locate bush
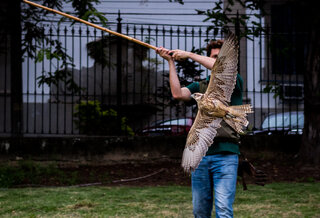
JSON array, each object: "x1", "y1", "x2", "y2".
[{"x1": 74, "y1": 100, "x2": 134, "y2": 136}]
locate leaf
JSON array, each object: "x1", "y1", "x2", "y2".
[
  {"x1": 169, "y1": 0, "x2": 184, "y2": 5},
  {"x1": 263, "y1": 85, "x2": 272, "y2": 93},
  {"x1": 227, "y1": 0, "x2": 235, "y2": 6},
  {"x1": 35, "y1": 50, "x2": 45, "y2": 63},
  {"x1": 254, "y1": 14, "x2": 262, "y2": 19},
  {"x1": 196, "y1": 9, "x2": 205, "y2": 15}
]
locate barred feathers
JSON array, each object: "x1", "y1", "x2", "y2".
[
  {"x1": 181, "y1": 118, "x2": 222, "y2": 173},
  {"x1": 230, "y1": 104, "x2": 253, "y2": 115},
  {"x1": 180, "y1": 32, "x2": 254, "y2": 173},
  {"x1": 225, "y1": 104, "x2": 253, "y2": 133}
]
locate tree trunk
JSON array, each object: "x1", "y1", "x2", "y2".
[
  {"x1": 9, "y1": 0, "x2": 23, "y2": 136},
  {"x1": 299, "y1": 25, "x2": 320, "y2": 165}
]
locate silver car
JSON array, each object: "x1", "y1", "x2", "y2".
[{"x1": 253, "y1": 111, "x2": 304, "y2": 135}]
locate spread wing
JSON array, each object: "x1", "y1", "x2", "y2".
[
  {"x1": 205, "y1": 32, "x2": 239, "y2": 105},
  {"x1": 181, "y1": 110, "x2": 222, "y2": 172}
]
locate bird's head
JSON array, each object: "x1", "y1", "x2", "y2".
[{"x1": 191, "y1": 93, "x2": 203, "y2": 102}]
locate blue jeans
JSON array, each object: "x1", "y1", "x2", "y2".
[{"x1": 191, "y1": 154, "x2": 238, "y2": 218}]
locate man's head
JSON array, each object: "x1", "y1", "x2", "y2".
[{"x1": 206, "y1": 39, "x2": 224, "y2": 59}]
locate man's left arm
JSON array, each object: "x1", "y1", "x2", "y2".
[{"x1": 170, "y1": 49, "x2": 216, "y2": 70}]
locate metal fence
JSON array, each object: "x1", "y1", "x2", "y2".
[{"x1": 0, "y1": 13, "x2": 305, "y2": 137}]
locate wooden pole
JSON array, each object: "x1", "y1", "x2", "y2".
[{"x1": 23, "y1": 0, "x2": 158, "y2": 50}]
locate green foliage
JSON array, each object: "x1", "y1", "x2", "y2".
[
  {"x1": 263, "y1": 82, "x2": 283, "y2": 100},
  {"x1": 34, "y1": 39, "x2": 84, "y2": 93},
  {"x1": 0, "y1": 165, "x2": 25, "y2": 188},
  {"x1": 169, "y1": 0, "x2": 184, "y2": 5},
  {"x1": 144, "y1": 36, "x2": 156, "y2": 45},
  {"x1": 67, "y1": 0, "x2": 108, "y2": 26},
  {"x1": 22, "y1": 0, "x2": 108, "y2": 91},
  {"x1": 74, "y1": 100, "x2": 134, "y2": 136},
  {"x1": 22, "y1": 0, "x2": 107, "y2": 59},
  {"x1": 37, "y1": 69, "x2": 84, "y2": 94},
  {"x1": 0, "y1": 160, "x2": 79, "y2": 188},
  {"x1": 196, "y1": 0, "x2": 267, "y2": 39}
]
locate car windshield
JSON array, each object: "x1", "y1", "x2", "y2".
[{"x1": 261, "y1": 112, "x2": 304, "y2": 129}]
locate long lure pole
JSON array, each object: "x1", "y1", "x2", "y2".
[{"x1": 23, "y1": 0, "x2": 158, "y2": 51}]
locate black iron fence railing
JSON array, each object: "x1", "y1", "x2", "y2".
[{"x1": 0, "y1": 14, "x2": 305, "y2": 137}]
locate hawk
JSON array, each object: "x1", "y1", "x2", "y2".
[{"x1": 181, "y1": 32, "x2": 253, "y2": 173}]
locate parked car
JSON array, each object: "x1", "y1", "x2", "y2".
[
  {"x1": 251, "y1": 111, "x2": 304, "y2": 135},
  {"x1": 138, "y1": 118, "x2": 194, "y2": 136}
]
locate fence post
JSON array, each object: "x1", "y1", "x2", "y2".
[{"x1": 116, "y1": 11, "x2": 122, "y2": 134}]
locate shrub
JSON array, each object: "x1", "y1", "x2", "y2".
[{"x1": 74, "y1": 100, "x2": 134, "y2": 136}]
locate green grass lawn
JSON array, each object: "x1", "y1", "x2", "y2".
[{"x1": 0, "y1": 183, "x2": 319, "y2": 217}]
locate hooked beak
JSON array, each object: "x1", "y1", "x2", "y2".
[{"x1": 190, "y1": 94, "x2": 195, "y2": 99}]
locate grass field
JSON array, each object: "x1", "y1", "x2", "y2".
[{"x1": 0, "y1": 183, "x2": 319, "y2": 217}]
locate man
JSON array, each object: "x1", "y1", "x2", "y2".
[{"x1": 157, "y1": 39, "x2": 243, "y2": 218}]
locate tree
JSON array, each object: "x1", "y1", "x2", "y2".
[
  {"x1": 1, "y1": 0, "x2": 108, "y2": 135},
  {"x1": 174, "y1": 0, "x2": 320, "y2": 165},
  {"x1": 298, "y1": 1, "x2": 320, "y2": 165},
  {"x1": 21, "y1": 0, "x2": 108, "y2": 92}
]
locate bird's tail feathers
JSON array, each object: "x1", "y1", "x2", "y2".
[
  {"x1": 229, "y1": 104, "x2": 253, "y2": 115},
  {"x1": 225, "y1": 104, "x2": 253, "y2": 133}
]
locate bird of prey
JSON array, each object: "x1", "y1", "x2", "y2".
[{"x1": 181, "y1": 32, "x2": 253, "y2": 173}]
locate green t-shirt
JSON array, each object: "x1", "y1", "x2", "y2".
[{"x1": 186, "y1": 74, "x2": 243, "y2": 155}]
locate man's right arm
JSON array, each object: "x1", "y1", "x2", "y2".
[
  {"x1": 157, "y1": 47, "x2": 192, "y2": 102},
  {"x1": 168, "y1": 59, "x2": 192, "y2": 101}
]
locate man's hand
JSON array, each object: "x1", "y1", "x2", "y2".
[
  {"x1": 171, "y1": 49, "x2": 190, "y2": 61},
  {"x1": 156, "y1": 47, "x2": 173, "y2": 61}
]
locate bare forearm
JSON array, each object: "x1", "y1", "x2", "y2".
[
  {"x1": 171, "y1": 50, "x2": 216, "y2": 69},
  {"x1": 157, "y1": 47, "x2": 192, "y2": 101},
  {"x1": 168, "y1": 60, "x2": 191, "y2": 101},
  {"x1": 168, "y1": 60, "x2": 182, "y2": 98},
  {"x1": 188, "y1": 52, "x2": 215, "y2": 69}
]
